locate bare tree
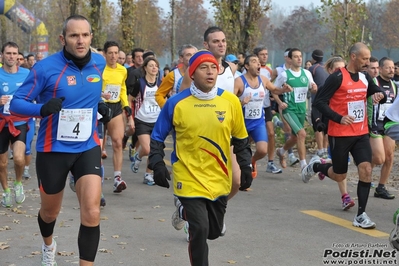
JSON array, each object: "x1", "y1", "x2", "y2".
[
  {"x1": 273, "y1": 7, "x2": 329, "y2": 55},
  {"x1": 379, "y1": 0, "x2": 399, "y2": 56},
  {"x1": 69, "y1": 0, "x2": 78, "y2": 15},
  {"x1": 89, "y1": 0, "x2": 101, "y2": 48},
  {"x1": 120, "y1": 0, "x2": 136, "y2": 53},
  {"x1": 131, "y1": 0, "x2": 164, "y2": 55},
  {"x1": 318, "y1": 0, "x2": 368, "y2": 58},
  {"x1": 210, "y1": 0, "x2": 271, "y2": 54}
]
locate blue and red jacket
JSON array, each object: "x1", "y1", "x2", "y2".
[{"x1": 10, "y1": 51, "x2": 106, "y2": 153}]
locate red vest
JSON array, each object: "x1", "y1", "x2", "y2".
[{"x1": 328, "y1": 67, "x2": 369, "y2": 137}]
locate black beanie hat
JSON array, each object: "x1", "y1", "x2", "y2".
[{"x1": 312, "y1": 49, "x2": 323, "y2": 62}]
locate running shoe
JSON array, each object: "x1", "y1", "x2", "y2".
[
  {"x1": 143, "y1": 173, "x2": 155, "y2": 186},
  {"x1": 1, "y1": 190, "x2": 12, "y2": 207},
  {"x1": 318, "y1": 172, "x2": 325, "y2": 181},
  {"x1": 276, "y1": 148, "x2": 287, "y2": 168},
  {"x1": 128, "y1": 144, "x2": 135, "y2": 162},
  {"x1": 172, "y1": 197, "x2": 185, "y2": 230},
  {"x1": 100, "y1": 193, "x2": 106, "y2": 207},
  {"x1": 389, "y1": 209, "x2": 399, "y2": 251},
  {"x1": 106, "y1": 136, "x2": 112, "y2": 146},
  {"x1": 342, "y1": 194, "x2": 355, "y2": 211},
  {"x1": 251, "y1": 157, "x2": 257, "y2": 178},
  {"x1": 266, "y1": 162, "x2": 282, "y2": 174},
  {"x1": 9, "y1": 150, "x2": 13, "y2": 160},
  {"x1": 41, "y1": 239, "x2": 57, "y2": 266},
  {"x1": 130, "y1": 152, "x2": 142, "y2": 173},
  {"x1": 113, "y1": 176, "x2": 127, "y2": 193},
  {"x1": 301, "y1": 155, "x2": 321, "y2": 183},
  {"x1": 220, "y1": 223, "x2": 227, "y2": 237},
  {"x1": 374, "y1": 186, "x2": 395, "y2": 200},
  {"x1": 317, "y1": 151, "x2": 324, "y2": 158},
  {"x1": 23, "y1": 168, "x2": 31, "y2": 180},
  {"x1": 69, "y1": 173, "x2": 76, "y2": 193},
  {"x1": 353, "y1": 212, "x2": 376, "y2": 229},
  {"x1": 288, "y1": 153, "x2": 299, "y2": 166},
  {"x1": 184, "y1": 222, "x2": 189, "y2": 242},
  {"x1": 317, "y1": 158, "x2": 330, "y2": 180},
  {"x1": 272, "y1": 116, "x2": 281, "y2": 129},
  {"x1": 14, "y1": 182, "x2": 25, "y2": 204}
]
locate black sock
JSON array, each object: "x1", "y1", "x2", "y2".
[
  {"x1": 78, "y1": 224, "x2": 100, "y2": 262},
  {"x1": 357, "y1": 181, "x2": 371, "y2": 216},
  {"x1": 38, "y1": 212, "x2": 56, "y2": 238},
  {"x1": 313, "y1": 163, "x2": 332, "y2": 178},
  {"x1": 377, "y1": 183, "x2": 384, "y2": 189}
]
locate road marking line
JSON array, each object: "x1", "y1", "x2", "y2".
[{"x1": 301, "y1": 210, "x2": 389, "y2": 238}]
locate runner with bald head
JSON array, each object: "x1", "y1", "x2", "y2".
[{"x1": 310, "y1": 42, "x2": 387, "y2": 229}]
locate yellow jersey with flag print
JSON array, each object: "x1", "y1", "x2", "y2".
[
  {"x1": 151, "y1": 88, "x2": 248, "y2": 200},
  {"x1": 102, "y1": 63, "x2": 129, "y2": 108}
]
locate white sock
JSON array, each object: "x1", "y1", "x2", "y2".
[
  {"x1": 114, "y1": 171, "x2": 121, "y2": 178},
  {"x1": 44, "y1": 240, "x2": 55, "y2": 249},
  {"x1": 300, "y1": 160, "x2": 307, "y2": 169}
]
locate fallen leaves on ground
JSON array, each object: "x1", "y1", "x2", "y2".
[{"x1": 58, "y1": 251, "x2": 74, "y2": 256}]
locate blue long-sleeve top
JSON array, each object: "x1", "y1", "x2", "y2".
[{"x1": 10, "y1": 51, "x2": 106, "y2": 153}]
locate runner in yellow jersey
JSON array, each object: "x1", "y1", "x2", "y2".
[{"x1": 102, "y1": 41, "x2": 133, "y2": 193}]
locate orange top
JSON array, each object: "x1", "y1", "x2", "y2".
[{"x1": 328, "y1": 67, "x2": 369, "y2": 137}]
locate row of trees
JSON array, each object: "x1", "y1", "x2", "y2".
[{"x1": 1, "y1": 0, "x2": 399, "y2": 62}]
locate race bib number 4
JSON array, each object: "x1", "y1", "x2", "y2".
[
  {"x1": 378, "y1": 103, "x2": 392, "y2": 121},
  {"x1": 57, "y1": 108, "x2": 93, "y2": 142},
  {"x1": 348, "y1": 100, "x2": 365, "y2": 123}
]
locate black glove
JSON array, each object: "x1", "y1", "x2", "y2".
[
  {"x1": 239, "y1": 165, "x2": 253, "y2": 191},
  {"x1": 124, "y1": 106, "x2": 132, "y2": 117},
  {"x1": 40, "y1": 97, "x2": 65, "y2": 117},
  {"x1": 153, "y1": 161, "x2": 171, "y2": 188},
  {"x1": 98, "y1": 102, "x2": 112, "y2": 123},
  {"x1": 316, "y1": 119, "x2": 326, "y2": 132}
]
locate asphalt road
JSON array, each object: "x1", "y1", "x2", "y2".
[{"x1": 1, "y1": 137, "x2": 399, "y2": 266}]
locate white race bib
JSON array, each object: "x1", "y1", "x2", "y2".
[
  {"x1": 245, "y1": 101, "x2": 262, "y2": 119},
  {"x1": 144, "y1": 101, "x2": 160, "y2": 114},
  {"x1": 57, "y1": 108, "x2": 93, "y2": 142},
  {"x1": 3, "y1": 95, "x2": 12, "y2": 114},
  {"x1": 105, "y1": 84, "x2": 121, "y2": 101},
  {"x1": 378, "y1": 103, "x2": 392, "y2": 121},
  {"x1": 294, "y1": 87, "x2": 307, "y2": 103},
  {"x1": 348, "y1": 100, "x2": 365, "y2": 123}
]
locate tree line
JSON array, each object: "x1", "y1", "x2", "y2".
[{"x1": 0, "y1": 0, "x2": 397, "y2": 62}]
